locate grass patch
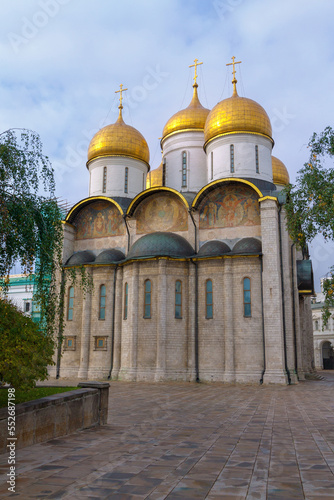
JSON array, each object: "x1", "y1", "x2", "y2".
[{"x1": 0, "y1": 386, "x2": 77, "y2": 408}]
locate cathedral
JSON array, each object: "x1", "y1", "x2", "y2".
[{"x1": 51, "y1": 59, "x2": 315, "y2": 384}]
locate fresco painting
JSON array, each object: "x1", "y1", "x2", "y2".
[
  {"x1": 136, "y1": 193, "x2": 188, "y2": 233},
  {"x1": 74, "y1": 201, "x2": 125, "y2": 239},
  {"x1": 199, "y1": 185, "x2": 260, "y2": 229}
]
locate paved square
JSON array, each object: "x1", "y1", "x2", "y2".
[{"x1": 1, "y1": 373, "x2": 334, "y2": 499}]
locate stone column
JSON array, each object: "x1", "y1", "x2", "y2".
[
  {"x1": 129, "y1": 262, "x2": 139, "y2": 380},
  {"x1": 155, "y1": 259, "x2": 167, "y2": 380},
  {"x1": 260, "y1": 199, "x2": 288, "y2": 384},
  {"x1": 223, "y1": 258, "x2": 235, "y2": 382},
  {"x1": 112, "y1": 266, "x2": 123, "y2": 379},
  {"x1": 78, "y1": 269, "x2": 93, "y2": 379},
  {"x1": 280, "y1": 208, "x2": 298, "y2": 384},
  {"x1": 292, "y1": 246, "x2": 305, "y2": 380},
  {"x1": 187, "y1": 262, "x2": 196, "y2": 381}
]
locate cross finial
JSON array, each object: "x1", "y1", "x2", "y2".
[
  {"x1": 189, "y1": 58, "x2": 203, "y2": 86},
  {"x1": 226, "y1": 56, "x2": 242, "y2": 95},
  {"x1": 115, "y1": 84, "x2": 128, "y2": 109}
]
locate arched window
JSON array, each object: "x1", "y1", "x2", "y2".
[
  {"x1": 102, "y1": 166, "x2": 107, "y2": 193},
  {"x1": 162, "y1": 158, "x2": 166, "y2": 186},
  {"x1": 175, "y1": 280, "x2": 182, "y2": 319},
  {"x1": 206, "y1": 280, "x2": 213, "y2": 319},
  {"x1": 67, "y1": 286, "x2": 74, "y2": 321},
  {"x1": 211, "y1": 151, "x2": 214, "y2": 180},
  {"x1": 182, "y1": 151, "x2": 187, "y2": 187},
  {"x1": 255, "y1": 145, "x2": 259, "y2": 173},
  {"x1": 99, "y1": 285, "x2": 106, "y2": 320},
  {"x1": 243, "y1": 278, "x2": 251, "y2": 317},
  {"x1": 144, "y1": 279, "x2": 152, "y2": 318},
  {"x1": 230, "y1": 144, "x2": 234, "y2": 173},
  {"x1": 124, "y1": 166, "x2": 129, "y2": 193},
  {"x1": 124, "y1": 282, "x2": 128, "y2": 320}
]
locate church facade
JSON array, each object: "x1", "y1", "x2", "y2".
[{"x1": 51, "y1": 61, "x2": 315, "y2": 384}]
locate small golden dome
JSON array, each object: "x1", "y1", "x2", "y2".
[
  {"x1": 161, "y1": 84, "x2": 210, "y2": 142},
  {"x1": 146, "y1": 161, "x2": 163, "y2": 189},
  {"x1": 272, "y1": 156, "x2": 290, "y2": 185},
  {"x1": 87, "y1": 108, "x2": 150, "y2": 166},
  {"x1": 204, "y1": 88, "x2": 273, "y2": 149}
]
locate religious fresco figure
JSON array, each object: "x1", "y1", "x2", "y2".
[
  {"x1": 136, "y1": 193, "x2": 188, "y2": 233},
  {"x1": 74, "y1": 201, "x2": 124, "y2": 239}
]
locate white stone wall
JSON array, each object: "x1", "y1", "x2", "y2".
[
  {"x1": 162, "y1": 131, "x2": 207, "y2": 192},
  {"x1": 206, "y1": 134, "x2": 273, "y2": 183},
  {"x1": 88, "y1": 156, "x2": 148, "y2": 199}
]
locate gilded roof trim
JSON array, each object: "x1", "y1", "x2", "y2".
[{"x1": 65, "y1": 196, "x2": 124, "y2": 224}]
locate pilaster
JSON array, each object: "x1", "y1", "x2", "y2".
[
  {"x1": 224, "y1": 258, "x2": 235, "y2": 382},
  {"x1": 155, "y1": 260, "x2": 167, "y2": 380},
  {"x1": 78, "y1": 270, "x2": 93, "y2": 379}
]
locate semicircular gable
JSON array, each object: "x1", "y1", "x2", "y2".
[
  {"x1": 192, "y1": 178, "x2": 263, "y2": 211},
  {"x1": 196, "y1": 182, "x2": 261, "y2": 230},
  {"x1": 129, "y1": 189, "x2": 189, "y2": 234},
  {"x1": 127, "y1": 187, "x2": 189, "y2": 216},
  {"x1": 66, "y1": 197, "x2": 125, "y2": 240}
]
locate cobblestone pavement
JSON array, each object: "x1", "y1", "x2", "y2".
[{"x1": 1, "y1": 373, "x2": 334, "y2": 499}]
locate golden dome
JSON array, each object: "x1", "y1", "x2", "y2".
[
  {"x1": 272, "y1": 156, "x2": 290, "y2": 185},
  {"x1": 204, "y1": 87, "x2": 273, "y2": 149},
  {"x1": 161, "y1": 84, "x2": 210, "y2": 143},
  {"x1": 146, "y1": 161, "x2": 163, "y2": 189},
  {"x1": 87, "y1": 108, "x2": 150, "y2": 166}
]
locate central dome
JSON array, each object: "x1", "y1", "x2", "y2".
[
  {"x1": 204, "y1": 88, "x2": 272, "y2": 149},
  {"x1": 161, "y1": 84, "x2": 210, "y2": 143},
  {"x1": 87, "y1": 108, "x2": 150, "y2": 166}
]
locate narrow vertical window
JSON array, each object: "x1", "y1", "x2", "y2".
[
  {"x1": 175, "y1": 280, "x2": 182, "y2": 319},
  {"x1": 99, "y1": 284, "x2": 106, "y2": 320},
  {"x1": 102, "y1": 166, "x2": 107, "y2": 193},
  {"x1": 211, "y1": 151, "x2": 213, "y2": 179},
  {"x1": 67, "y1": 286, "x2": 74, "y2": 321},
  {"x1": 244, "y1": 278, "x2": 251, "y2": 317},
  {"x1": 124, "y1": 166, "x2": 128, "y2": 193},
  {"x1": 124, "y1": 282, "x2": 128, "y2": 320},
  {"x1": 162, "y1": 158, "x2": 166, "y2": 186},
  {"x1": 255, "y1": 145, "x2": 259, "y2": 173},
  {"x1": 206, "y1": 280, "x2": 213, "y2": 319},
  {"x1": 144, "y1": 279, "x2": 151, "y2": 318},
  {"x1": 182, "y1": 151, "x2": 187, "y2": 188},
  {"x1": 230, "y1": 144, "x2": 234, "y2": 173}
]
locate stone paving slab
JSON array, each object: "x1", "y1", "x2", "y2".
[{"x1": 0, "y1": 372, "x2": 334, "y2": 498}]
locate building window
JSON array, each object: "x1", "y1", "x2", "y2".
[
  {"x1": 315, "y1": 320, "x2": 319, "y2": 331},
  {"x1": 230, "y1": 145, "x2": 234, "y2": 173},
  {"x1": 144, "y1": 279, "x2": 152, "y2": 318},
  {"x1": 94, "y1": 336, "x2": 107, "y2": 350},
  {"x1": 175, "y1": 280, "x2": 182, "y2": 319},
  {"x1": 124, "y1": 166, "x2": 128, "y2": 193},
  {"x1": 64, "y1": 336, "x2": 76, "y2": 351},
  {"x1": 25, "y1": 301, "x2": 31, "y2": 313},
  {"x1": 182, "y1": 151, "x2": 187, "y2": 188},
  {"x1": 124, "y1": 282, "x2": 128, "y2": 320},
  {"x1": 99, "y1": 284, "x2": 106, "y2": 320},
  {"x1": 102, "y1": 166, "x2": 107, "y2": 193},
  {"x1": 206, "y1": 279, "x2": 213, "y2": 319},
  {"x1": 244, "y1": 278, "x2": 251, "y2": 317},
  {"x1": 255, "y1": 145, "x2": 259, "y2": 173},
  {"x1": 162, "y1": 158, "x2": 166, "y2": 186},
  {"x1": 211, "y1": 151, "x2": 213, "y2": 180},
  {"x1": 67, "y1": 286, "x2": 74, "y2": 321}
]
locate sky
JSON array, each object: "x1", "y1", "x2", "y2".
[{"x1": 1, "y1": 0, "x2": 333, "y2": 289}]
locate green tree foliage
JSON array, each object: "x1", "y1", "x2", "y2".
[
  {"x1": 0, "y1": 129, "x2": 63, "y2": 386},
  {"x1": 284, "y1": 126, "x2": 334, "y2": 326},
  {"x1": 0, "y1": 298, "x2": 54, "y2": 391}
]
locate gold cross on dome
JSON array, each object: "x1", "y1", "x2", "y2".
[
  {"x1": 226, "y1": 56, "x2": 242, "y2": 82},
  {"x1": 115, "y1": 84, "x2": 128, "y2": 108},
  {"x1": 189, "y1": 58, "x2": 203, "y2": 85}
]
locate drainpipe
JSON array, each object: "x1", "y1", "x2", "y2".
[
  {"x1": 291, "y1": 242, "x2": 298, "y2": 378},
  {"x1": 278, "y1": 205, "x2": 291, "y2": 384},
  {"x1": 190, "y1": 259, "x2": 200, "y2": 382},
  {"x1": 108, "y1": 264, "x2": 118, "y2": 380},
  {"x1": 188, "y1": 209, "x2": 198, "y2": 253},
  {"x1": 56, "y1": 269, "x2": 65, "y2": 379},
  {"x1": 259, "y1": 256, "x2": 266, "y2": 384},
  {"x1": 123, "y1": 215, "x2": 131, "y2": 253}
]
